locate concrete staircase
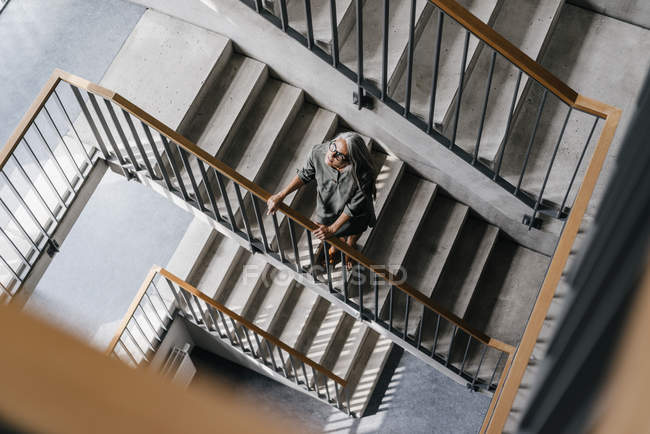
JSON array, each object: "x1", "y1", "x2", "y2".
[{"x1": 59, "y1": 8, "x2": 553, "y2": 417}]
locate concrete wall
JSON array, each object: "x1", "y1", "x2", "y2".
[{"x1": 568, "y1": 0, "x2": 650, "y2": 29}]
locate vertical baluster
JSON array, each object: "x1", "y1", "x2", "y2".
[
  {"x1": 381, "y1": 0, "x2": 389, "y2": 100},
  {"x1": 104, "y1": 100, "x2": 141, "y2": 171},
  {"x1": 388, "y1": 285, "x2": 394, "y2": 330},
  {"x1": 86, "y1": 93, "x2": 125, "y2": 169},
  {"x1": 416, "y1": 316, "x2": 423, "y2": 349},
  {"x1": 358, "y1": 264, "x2": 364, "y2": 316},
  {"x1": 137, "y1": 305, "x2": 161, "y2": 341},
  {"x1": 197, "y1": 160, "x2": 223, "y2": 222},
  {"x1": 323, "y1": 241, "x2": 334, "y2": 293},
  {"x1": 340, "y1": 249, "x2": 348, "y2": 302},
  {"x1": 220, "y1": 315, "x2": 237, "y2": 343},
  {"x1": 53, "y1": 89, "x2": 92, "y2": 164},
  {"x1": 131, "y1": 314, "x2": 155, "y2": 350},
  {"x1": 253, "y1": 0, "x2": 262, "y2": 13},
  {"x1": 214, "y1": 169, "x2": 238, "y2": 232},
  {"x1": 494, "y1": 70, "x2": 523, "y2": 180},
  {"x1": 489, "y1": 352, "x2": 505, "y2": 389},
  {"x1": 206, "y1": 306, "x2": 223, "y2": 336},
  {"x1": 124, "y1": 326, "x2": 149, "y2": 362},
  {"x1": 141, "y1": 124, "x2": 175, "y2": 191},
  {"x1": 23, "y1": 138, "x2": 66, "y2": 208},
  {"x1": 276, "y1": 346, "x2": 289, "y2": 377},
  {"x1": 122, "y1": 111, "x2": 155, "y2": 177},
  {"x1": 230, "y1": 318, "x2": 246, "y2": 347},
  {"x1": 271, "y1": 213, "x2": 286, "y2": 262},
  {"x1": 471, "y1": 344, "x2": 489, "y2": 389},
  {"x1": 278, "y1": 0, "x2": 289, "y2": 31},
  {"x1": 192, "y1": 294, "x2": 212, "y2": 329},
  {"x1": 178, "y1": 147, "x2": 206, "y2": 211},
  {"x1": 251, "y1": 195, "x2": 269, "y2": 253},
  {"x1": 70, "y1": 86, "x2": 110, "y2": 159},
  {"x1": 334, "y1": 382, "x2": 342, "y2": 409},
  {"x1": 266, "y1": 340, "x2": 279, "y2": 372},
  {"x1": 289, "y1": 355, "x2": 300, "y2": 385},
  {"x1": 445, "y1": 325, "x2": 458, "y2": 367},
  {"x1": 473, "y1": 50, "x2": 497, "y2": 165},
  {"x1": 0, "y1": 250, "x2": 22, "y2": 282},
  {"x1": 287, "y1": 219, "x2": 301, "y2": 272},
  {"x1": 427, "y1": 10, "x2": 444, "y2": 134},
  {"x1": 312, "y1": 366, "x2": 321, "y2": 397},
  {"x1": 403, "y1": 295, "x2": 410, "y2": 340},
  {"x1": 0, "y1": 226, "x2": 29, "y2": 269},
  {"x1": 243, "y1": 327, "x2": 256, "y2": 354},
  {"x1": 33, "y1": 120, "x2": 75, "y2": 191},
  {"x1": 12, "y1": 155, "x2": 57, "y2": 223},
  {"x1": 178, "y1": 288, "x2": 201, "y2": 324},
  {"x1": 304, "y1": 0, "x2": 314, "y2": 48},
  {"x1": 328, "y1": 0, "x2": 339, "y2": 67},
  {"x1": 301, "y1": 362, "x2": 311, "y2": 390},
  {"x1": 558, "y1": 116, "x2": 599, "y2": 217},
  {"x1": 160, "y1": 135, "x2": 190, "y2": 201},
  {"x1": 151, "y1": 280, "x2": 173, "y2": 319},
  {"x1": 306, "y1": 231, "x2": 317, "y2": 280},
  {"x1": 355, "y1": 0, "x2": 364, "y2": 109},
  {"x1": 404, "y1": 0, "x2": 416, "y2": 116},
  {"x1": 234, "y1": 184, "x2": 255, "y2": 249},
  {"x1": 43, "y1": 106, "x2": 83, "y2": 178},
  {"x1": 118, "y1": 340, "x2": 138, "y2": 366},
  {"x1": 460, "y1": 335, "x2": 472, "y2": 375},
  {"x1": 144, "y1": 292, "x2": 167, "y2": 329},
  {"x1": 450, "y1": 30, "x2": 470, "y2": 149},
  {"x1": 529, "y1": 107, "x2": 572, "y2": 227},
  {"x1": 254, "y1": 332, "x2": 266, "y2": 362},
  {"x1": 516, "y1": 89, "x2": 548, "y2": 194},
  {"x1": 431, "y1": 313, "x2": 441, "y2": 357},
  {"x1": 2, "y1": 172, "x2": 49, "y2": 239},
  {"x1": 0, "y1": 197, "x2": 39, "y2": 253},
  {"x1": 324, "y1": 375, "x2": 332, "y2": 402},
  {"x1": 373, "y1": 272, "x2": 379, "y2": 320}
]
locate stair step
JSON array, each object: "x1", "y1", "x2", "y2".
[
  {"x1": 305, "y1": 304, "x2": 346, "y2": 363},
  {"x1": 390, "y1": 0, "x2": 500, "y2": 127},
  {"x1": 339, "y1": 0, "x2": 432, "y2": 87},
  {"x1": 432, "y1": 218, "x2": 499, "y2": 319},
  {"x1": 100, "y1": 9, "x2": 232, "y2": 131},
  {"x1": 218, "y1": 79, "x2": 304, "y2": 180},
  {"x1": 274, "y1": 283, "x2": 319, "y2": 347},
  {"x1": 192, "y1": 233, "x2": 243, "y2": 299},
  {"x1": 454, "y1": 0, "x2": 565, "y2": 164},
  {"x1": 347, "y1": 331, "x2": 393, "y2": 416},
  {"x1": 215, "y1": 250, "x2": 268, "y2": 314},
  {"x1": 182, "y1": 53, "x2": 269, "y2": 157},
  {"x1": 391, "y1": 197, "x2": 470, "y2": 336},
  {"x1": 283, "y1": 0, "x2": 356, "y2": 50}
]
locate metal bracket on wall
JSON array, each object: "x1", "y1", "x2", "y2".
[
  {"x1": 46, "y1": 239, "x2": 60, "y2": 258},
  {"x1": 522, "y1": 214, "x2": 543, "y2": 230},
  {"x1": 353, "y1": 90, "x2": 374, "y2": 110}
]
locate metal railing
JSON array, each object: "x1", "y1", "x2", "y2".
[
  {"x1": 240, "y1": 0, "x2": 609, "y2": 224},
  {"x1": 0, "y1": 73, "x2": 100, "y2": 303},
  {"x1": 106, "y1": 266, "x2": 351, "y2": 413},
  {"x1": 2, "y1": 69, "x2": 513, "y2": 391}
]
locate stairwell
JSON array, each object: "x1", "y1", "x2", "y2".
[{"x1": 4, "y1": 0, "x2": 645, "y2": 430}]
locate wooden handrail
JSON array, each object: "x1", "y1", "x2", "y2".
[
  {"x1": 106, "y1": 265, "x2": 346, "y2": 387},
  {"x1": 480, "y1": 100, "x2": 622, "y2": 433},
  {"x1": 429, "y1": 0, "x2": 610, "y2": 119}
]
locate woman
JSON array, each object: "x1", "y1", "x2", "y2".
[{"x1": 266, "y1": 132, "x2": 377, "y2": 270}]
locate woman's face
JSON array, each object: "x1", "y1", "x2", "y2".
[{"x1": 325, "y1": 138, "x2": 350, "y2": 170}]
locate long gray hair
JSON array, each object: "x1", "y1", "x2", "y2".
[{"x1": 337, "y1": 132, "x2": 377, "y2": 200}]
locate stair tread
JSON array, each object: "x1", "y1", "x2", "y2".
[
  {"x1": 192, "y1": 233, "x2": 242, "y2": 299},
  {"x1": 219, "y1": 79, "x2": 304, "y2": 180},
  {"x1": 185, "y1": 53, "x2": 268, "y2": 157},
  {"x1": 348, "y1": 331, "x2": 393, "y2": 416},
  {"x1": 339, "y1": 0, "x2": 431, "y2": 86},
  {"x1": 454, "y1": 0, "x2": 565, "y2": 163},
  {"x1": 432, "y1": 218, "x2": 499, "y2": 319},
  {"x1": 217, "y1": 251, "x2": 268, "y2": 315},
  {"x1": 276, "y1": 284, "x2": 320, "y2": 348},
  {"x1": 390, "y1": 0, "x2": 500, "y2": 127}
]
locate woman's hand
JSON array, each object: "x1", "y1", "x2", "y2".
[
  {"x1": 266, "y1": 192, "x2": 285, "y2": 215},
  {"x1": 314, "y1": 224, "x2": 335, "y2": 240}
]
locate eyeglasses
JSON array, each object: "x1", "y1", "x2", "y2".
[{"x1": 328, "y1": 141, "x2": 348, "y2": 162}]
